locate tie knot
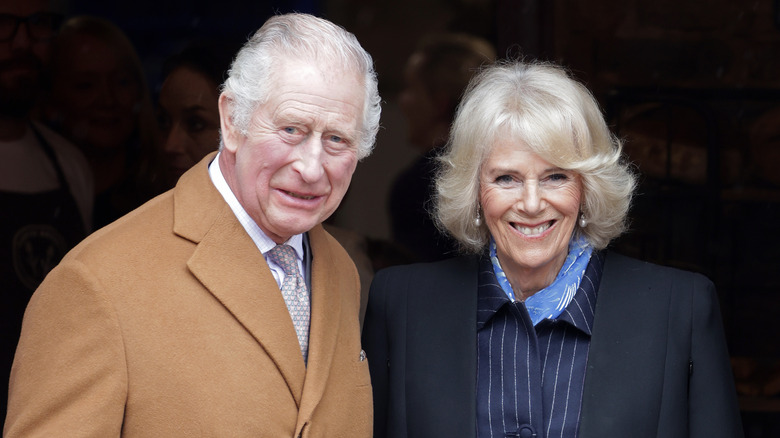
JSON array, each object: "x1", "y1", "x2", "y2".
[{"x1": 267, "y1": 244, "x2": 299, "y2": 277}]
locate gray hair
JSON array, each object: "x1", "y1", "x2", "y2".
[
  {"x1": 221, "y1": 13, "x2": 381, "y2": 159},
  {"x1": 434, "y1": 60, "x2": 637, "y2": 252}
]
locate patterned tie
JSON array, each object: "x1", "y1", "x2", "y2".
[{"x1": 267, "y1": 244, "x2": 310, "y2": 363}]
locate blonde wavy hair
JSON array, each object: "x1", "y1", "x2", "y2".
[{"x1": 434, "y1": 60, "x2": 637, "y2": 253}]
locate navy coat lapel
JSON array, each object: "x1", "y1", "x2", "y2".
[
  {"x1": 404, "y1": 256, "x2": 479, "y2": 438},
  {"x1": 579, "y1": 252, "x2": 672, "y2": 438}
]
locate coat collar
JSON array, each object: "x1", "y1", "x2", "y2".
[
  {"x1": 173, "y1": 153, "x2": 345, "y2": 417},
  {"x1": 476, "y1": 251, "x2": 602, "y2": 334}
]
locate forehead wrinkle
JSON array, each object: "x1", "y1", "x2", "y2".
[{"x1": 273, "y1": 98, "x2": 360, "y2": 138}]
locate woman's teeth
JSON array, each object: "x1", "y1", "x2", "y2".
[{"x1": 513, "y1": 221, "x2": 551, "y2": 236}]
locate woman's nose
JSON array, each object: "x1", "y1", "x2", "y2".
[
  {"x1": 518, "y1": 182, "x2": 543, "y2": 214},
  {"x1": 163, "y1": 123, "x2": 187, "y2": 154}
]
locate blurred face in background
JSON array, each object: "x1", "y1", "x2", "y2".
[
  {"x1": 157, "y1": 65, "x2": 220, "y2": 184},
  {"x1": 46, "y1": 32, "x2": 141, "y2": 154},
  {"x1": 398, "y1": 52, "x2": 442, "y2": 151},
  {"x1": 0, "y1": 0, "x2": 56, "y2": 118}
]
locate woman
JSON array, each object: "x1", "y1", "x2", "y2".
[
  {"x1": 43, "y1": 16, "x2": 164, "y2": 229},
  {"x1": 362, "y1": 60, "x2": 743, "y2": 437},
  {"x1": 156, "y1": 42, "x2": 233, "y2": 188}
]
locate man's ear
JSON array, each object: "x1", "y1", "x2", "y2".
[{"x1": 218, "y1": 92, "x2": 240, "y2": 153}]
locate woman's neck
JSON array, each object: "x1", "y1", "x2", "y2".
[{"x1": 501, "y1": 254, "x2": 567, "y2": 301}]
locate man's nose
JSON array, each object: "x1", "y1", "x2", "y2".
[
  {"x1": 292, "y1": 135, "x2": 325, "y2": 183},
  {"x1": 10, "y1": 23, "x2": 33, "y2": 50}
]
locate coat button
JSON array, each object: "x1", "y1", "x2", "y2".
[
  {"x1": 513, "y1": 424, "x2": 536, "y2": 438},
  {"x1": 520, "y1": 425, "x2": 536, "y2": 437}
]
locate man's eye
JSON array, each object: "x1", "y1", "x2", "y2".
[
  {"x1": 329, "y1": 135, "x2": 343, "y2": 143},
  {"x1": 283, "y1": 127, "x2": 298, "y2": 134}
]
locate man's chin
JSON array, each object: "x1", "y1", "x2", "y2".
[
  {"x1": 0, "y1": 78, "x2": 40, "y2": 117},
  {"x1": 264, "y1": 217, "x2": 322, "y2": 242},
  {"x1": 0, "y1": 96, "x2": 37, "y2": 118}
]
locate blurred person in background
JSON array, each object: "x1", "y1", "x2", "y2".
[
  {"x1": 156, "y1": 41, "x2": 233, "y2": 189},
  {"x1": 42, "y1": 16, "x2": 164, "y2": 230},
  {"x1": 0, "y1": 0, "x2": 92, "y2": 425},
  {"x1": 389, "y1": 33, "x2": 495, "y2": 262}
]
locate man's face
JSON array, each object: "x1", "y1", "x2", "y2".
[
  {"x1": 219, "y1": 59, "x2": 364, "y2": 244},
  {"x1": 0, "y1": 0, "x2": 52, "y2": 117}
]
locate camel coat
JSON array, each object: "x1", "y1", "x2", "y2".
[{"x1": 4, "y1": 154, "x2": 372, "y2": 437}]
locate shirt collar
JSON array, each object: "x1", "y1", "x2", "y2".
[
  {"x1": 489, "y1": 235, "x2": 593, "y2": 325},
  {"x1": 477, "y1": 250, "x2": 603, "y2": 336},
  {"x1": 207, "y1": 152, "x2": 304, "y2": 259},
  {"x1": 553, "y1": 250, "x2": 603, "y2": 336}
]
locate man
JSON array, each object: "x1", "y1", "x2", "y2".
[
  {"x1": 5, "y1": 13, "x2": 381, "y2": 437},
  {"x1": 0, "y1": 0, "x2": 92, "y2": 426}
]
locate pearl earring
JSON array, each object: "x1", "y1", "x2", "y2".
[
  {"x1": 579, "y1": 213, "x2": 587, "y2": 228},
  {"x1": 475, "y1": 207, "x2": 482, "y2": 227}
]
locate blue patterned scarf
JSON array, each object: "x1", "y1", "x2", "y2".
[{"x1": 489, "y1": 234, "x2": 593, "y2": 326}]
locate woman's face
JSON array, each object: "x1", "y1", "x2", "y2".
[
  {"x1": 48, "y1": 33, "x2": 140, "y2": 153},
  {"x1": 479, "y1": 138, "x2": 583, "y2": 294},
  {"x1": 157, "y1": 66, "x2": 220, "y2": 184}
]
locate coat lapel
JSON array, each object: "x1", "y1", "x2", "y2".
[
  {"x1": 297, "y1": 226, "x2": 346, "y2": 417},
  {"x1": 405, "y1": 256, "x2": 480, "y2": 437},
  {"x1": 579, "y1": 252, "x2": 671, "y2": 437},
  {"x1": 174, "y1": 154, "x2": 307, "y2": 405}
]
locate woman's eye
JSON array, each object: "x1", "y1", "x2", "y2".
[
  {"x1": 495, "y1": 174, "x2": 514, "y2": 184},
  {"x1": 115, "y1": 74, "x2": 135, "y2": 89},
  {"x1": 548, "y1": 173, "x2": 568, "y2": 182},
  {"x1": 186, "y1": 117, "x2": 206, "y2": 133},
  {"x1": 73, "y1": 81, "x2": 95, "y2": 91}
]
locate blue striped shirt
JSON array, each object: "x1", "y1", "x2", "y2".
[{"x1": 476, "y1": 252, "x2": 603, "y2": 438}]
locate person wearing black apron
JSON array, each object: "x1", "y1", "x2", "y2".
[{"x1": 0, "y1": 125, "x2": 87, "y2": 426}]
